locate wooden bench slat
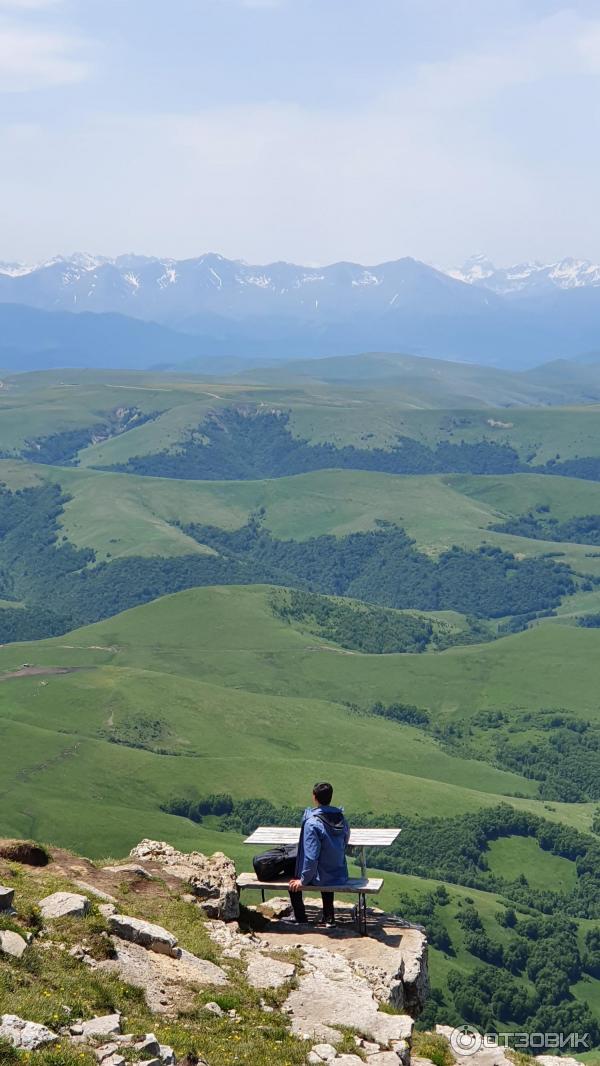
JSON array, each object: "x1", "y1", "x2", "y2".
[
  {"x1": 244, "y1": 827, "x2": 400, "y2": 846},
  {"x1": 236, "y1": 872, "x2": 383, "y2": 893}
]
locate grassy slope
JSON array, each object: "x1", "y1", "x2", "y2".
[
  {"x1": 3, "y1": 459, "x2": 600, "y2": 580},
  {"x1": 0, "y1": 584, "x2": 597, "y2": 861},
  {"x1": 3, "y1": 368, "x2": 600, "y2": 467}
]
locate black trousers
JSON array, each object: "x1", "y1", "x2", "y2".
[{"x1": 289, "y1": 889, "x2": 335, "y2": 922}]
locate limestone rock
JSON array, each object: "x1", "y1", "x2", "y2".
[
  {"x1": 104, "y1": 864, "x2": 152, "y2": 880},
  {"x1": 538, "y1": 1058, "x2": 581, "y2": 1066},
  {"x1": 0, "y1": 885, "x2": 15, "y2": 912},
  {"x1": 256, "y1": 896, "x2": 292, "y2": 920},
  {"x1": 246, "y1": 952, "x2": 295, "y2": 989},
  {"x1": 0, "y1": 1015, "x2": 58, "y2": 1050},
  {"x1": 78, "y1": 1015, "x2": 121, "y2": 1039},
  {"x1": 368, "y1": 1054, "x2": 404, "y2": 1065},
  {"x1": 310, "y1": 1044, "x2": 337, "y2": 1061},
  {"x1": 205, "y1": 919, "x2": 262, "y2": 958},
  {"x1": 108, "y1": 914, "x2": 178, "y2": 956},
  {"x1": 74, "y1": 880, "x2": 118, "y2": 903},
  {"x1": 97, "y1": 938, "x2": 227, "y2": 1014},
  {"x1": 335, "y1": 1057, "x2": 367, "y2": 1066},
  {"x1": 159, "y1": 1044, "x2": 175, "y2": 1065},
  {"x1": 284, "y1": 944, "x2": 413, "y2": 1046},
  {"x1": 203, "y1": 1002, "x2": 224, "y2": 1016},
  {"x1": 99, "y1": 903, "x2": 117, "y2": 918},
  {"x1": 0, "y1": 929, "x2": 28, "y2": 958},
  {"x1": 94, "y1": 1042, "x2": 120, "y2": 1062},
  {"x1": 134, "y1": 1034, "x2": 160, "y2": 1056},
  {"x1": 39, "y1": 891, "x2": 90, "y2": 920},
  {"x1": 130, "y1": 840, "x2": 239, "y2": 921}
]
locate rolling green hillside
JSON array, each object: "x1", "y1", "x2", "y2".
[
  {"x1": 0, "y1": 583, "x2": 598, "y2": 855},
  {"x1": 3, "y1": 368, "x2": 600, "y2": 474}
]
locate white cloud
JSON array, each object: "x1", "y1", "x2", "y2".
[
  {"x1": 1, "y1": 6, "x2": 600, "y2": 261},
  {"x1": 0, "y1": 23, "x2": 89, "y2": 90}
]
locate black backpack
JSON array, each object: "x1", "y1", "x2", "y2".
[{"x1": 253, "y1": 844, "x2": 298, "y2": 881}]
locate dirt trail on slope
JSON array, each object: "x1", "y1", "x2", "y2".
[{"x1": 0, "y1": 665, "x2": 89, "y2": 681}]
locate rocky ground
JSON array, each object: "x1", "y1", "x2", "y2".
[{"x1": 0, "y1": 835, "x2": 500, "y2": 1066}]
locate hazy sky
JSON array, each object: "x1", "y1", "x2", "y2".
[{"x1": 2, "y1": 0, "x2": 600, "y2": 266}]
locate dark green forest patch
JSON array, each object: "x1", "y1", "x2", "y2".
[
  {"x1": 270, "y1": 588, "x2": 434, "y2": 653},
  {"x1": 103, "y1": 408, "x2": 524, "y2": 479},
  {"x1": 10, "y1": 407, "x2": 160, "y2": 465},
  {"x1": 0, "y1": 483, "x2": 579, "y2": 643},
  {"x1": 493, "y1": 508, "x2": 600, "y2": 545}
]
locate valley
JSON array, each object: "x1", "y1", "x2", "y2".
[{"x1": 1, "y1": 363, "x2": 599, "y2": 1048}]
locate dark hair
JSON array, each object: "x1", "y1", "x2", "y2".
[{"x1": 313, "y1": 781, "x2": 333, "y2": 805}]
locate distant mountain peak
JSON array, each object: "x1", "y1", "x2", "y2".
[{"x1": 452, "y1": 254, "x2": 600, "y2": 292}]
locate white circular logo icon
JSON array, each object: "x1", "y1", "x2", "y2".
[{"x1": 449, "y1": 1026, "x2": 483, "y2": 1056}]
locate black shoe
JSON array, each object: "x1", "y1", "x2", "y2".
[
  {"x1": 315, "y1": 915, "x2": 336, "y2": 928},
  {"x1": 279, "y1": 915, "x2": 310, "y2": 927}
]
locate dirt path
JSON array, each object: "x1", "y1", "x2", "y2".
[{"x1": 0, "y1": 665, "x2": 88, "y2": 682}]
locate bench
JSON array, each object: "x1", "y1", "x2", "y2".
[
  {"x1": 243, "y1": 827, "x2": 400, "y2": 877},
  {"x1": 236, "y1": 871, "x2": 384, "y2": 935}
]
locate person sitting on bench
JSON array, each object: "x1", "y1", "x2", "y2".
[{"x1": 286, "y1": 781, "x2": 350, "y2": 927}]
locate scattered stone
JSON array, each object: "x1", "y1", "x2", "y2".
[
  {"x1": 140, "y1": 1059, "x2": 161, "y2": 1066},
  {"x1": 256, "y1": 896, "x2": 292, "y2": 920},
  {"x1": 108, "y1": 914, "x2": 178, "y2": 956},
  {"x1": 335, "y1": 1057, "x2": 366, "y2": 1066},
  {"x1": 0, "y1": 885, "x2": 15, "y2": 912},
  {"x1": 368, "y1": 1054, "x2": 404, "y2": 1065},
  {"x1": 104, "y1": 864, "x2": 152, "y2": 880},
  {"x1": 99, "y1": 903, "x2": 117, "y2": 918},
  {"x1": 203, "y1": 1002, "x2": 224, "y2": 1016},
  {"x1": 0, "y1": 1014, "x2": 57, "y2": 1048},
  {"x1": 205, "y1": 919, "x2": 262, "y2": 958},
  {"x1": 310, "y1": 1044, "x2": 337, "y2": 1061},
  {"x1": 130, "y1": 840, "x2": 239, "y2": 921},
  {"x1": 74, "y1": 880, "x2": 118, "y2": 903},
  {"x1": 0, "y1": 1015, "x2": 58, "y2": 1050},
  {"x1": 159, "y1": 1045, "x2": 175, "y2": 1065},
  {"x1": 134, "y1": 1034, "x2": 160, "y2": 1056},
  {"x1": 0, "y1": 929, "x2": 28, "y2": 958},
  {"x1": 246, "y1": 952, "x2": 295, "y2": 989},
  {"x1": 78, "y1": 1014, "x2": 121, "y2": 1039},
  {"x1": 39, "y1": 892, "x2": 90, "y2": 920},
  {"x1": 102, "y1": 1057, "x2": 125, "y2": 1066},
  {"x1": 95, "y1": 1043, "x2": 120, "y2": 1062}
]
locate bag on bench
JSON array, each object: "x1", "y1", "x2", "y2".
[{"x1": 253, "y1": 844, "x2": 297, "y2": 881}]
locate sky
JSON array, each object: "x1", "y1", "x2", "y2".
[{"x1": 1, "y1": 0, "x2": 600, "y2": 266}]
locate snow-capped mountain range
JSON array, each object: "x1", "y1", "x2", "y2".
[
  {"x1": 2, "y1": 251, "x2": 600, "y2": 370},
  {"x1": 450, "y1": 254, "x2": 600, "y2": 293}
]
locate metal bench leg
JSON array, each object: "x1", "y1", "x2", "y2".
[{"x1": 356, "y1": 892, "x2": 367, "y2": 936}]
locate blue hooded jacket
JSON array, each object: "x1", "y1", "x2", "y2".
[{"x1": 296, "y1": 805, "x2": 350, "y2": 887}]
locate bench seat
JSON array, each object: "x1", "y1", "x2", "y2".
[
  {"x1": 237, "y1": 873, "x2": 383, "y2": 893},
  {"x1": 236, "y1": 872, "x2": 383, "y2": 934}
]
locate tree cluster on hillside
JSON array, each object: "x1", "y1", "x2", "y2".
[
  {"x1": 184, "y1": 516, "x2": 575, "y2": 618},
  {"x1": 0, "y1": 483, "x2": 577, "y2": 644},
  {"x1": 8, "y1": 407, "x2": 160, "y2": 465},
  {"x1": 493, "y1": 509, "x2": 600, "y2": 545},
  {"x1": 104, "y1": 408, "x2": 525, "y2": 480},
  {"x1": 270, "y1": 588, "x2": 434, "y2": 653}
]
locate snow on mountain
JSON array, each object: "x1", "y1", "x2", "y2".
[{"x1": 452, "y1": 254, "x2": 600, "y2": 293}]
